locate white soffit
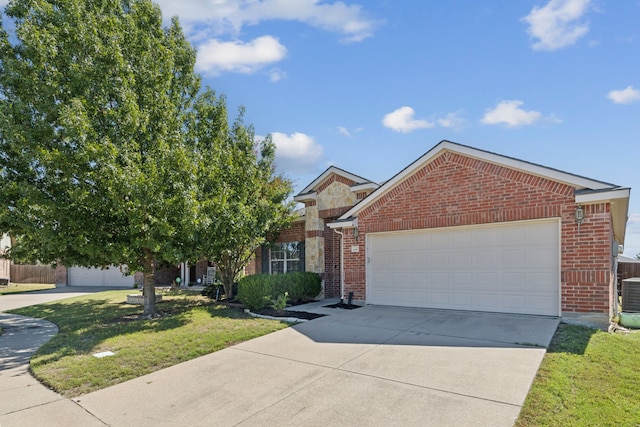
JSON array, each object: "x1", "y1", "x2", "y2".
[{"x1": 575, "y1": 188, "x2": 630, "y2": 204}]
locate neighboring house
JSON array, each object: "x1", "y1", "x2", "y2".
[
  {"x1": 56, "y1": 265, "x2": 139, "y2": 287},
  {"x1": 252, "y1": 140, "x2": 630, "y2": 319},
  {"x1": 56, "y1": 265, "x2": 178, "y2": 288}
]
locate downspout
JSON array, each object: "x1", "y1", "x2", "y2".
[{"x1": 333, "y1": 229, "x2": 345, "y2": 301}]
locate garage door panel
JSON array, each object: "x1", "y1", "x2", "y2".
[
  {"x1": 503, "y1": 294, "x2": 527, "y2": 310},
  {"x1": 476, "y1": 250, "x2": 498, "y2": 267},
  {"x1": 528, "y1": 248, "x2": 558, "y2": 265},
  {"x1": 452, "y1": 292, "x2": 473, "y2": 306},
  {"x1": 451, "y1": 231, "x2": 471, "y2": 246},
  {"x1": 368, "y1": 220, "x2": 560, "y2": 316},
  {"x1": 68, "y1": 265, "x2": 134, "y2": 287},
  {"x1": 502, "y1": 249, "x2": 527, "y2": 267},
  {"x1": 476, "y1": 272, "x2": 499, "y2": 286},
  {"x1": 475, "y1": 293, "x2": 500, "y2": 309}
]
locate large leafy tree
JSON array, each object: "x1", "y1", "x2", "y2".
[
  {"x1": 190, "y1": 89, "x2": 293, "y2": 299},
  {"x1": 0, "y1": 0, "x2": 201, "y2": 315}
]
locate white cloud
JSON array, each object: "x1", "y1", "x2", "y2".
[
  {"x1": 481, "y1": 100, "x2": 543, "y2": 127},
  {"x1": 522, "y1": 0, "x2": 591, "y2": 51},
  {"x1": 608, "y1": 86, "x2": 640, "y2": 105},
  {"x1": 382, "y1": 106, "x2": 434, "y2": 133},
  {"x1": 437, "y1": 111, "x2": 466, "y2": 130},
  {"x1": 195, "y1": 36, "x2": 287, "y2": 75},
  {"x1": 269, "y1": 68, "x2": 287, "y2": 82},
  {"x1": 337, "y1": 126, "x2": 363, "y2": 137},
  {"x1": 155, "y1": 0, "x2": 379, "y2": 43},
  {"x1": 271, "y1": 132, "x2": 324, "y2": 174}
]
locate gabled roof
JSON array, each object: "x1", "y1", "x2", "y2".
[
  {"x1": 332, "y1": 140, "x2": 630, "y2": 243},
  {"x1": 293, "y1": 166, "x2": 378, "y2": 202}
]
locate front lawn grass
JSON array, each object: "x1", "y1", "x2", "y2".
[
  {"x1": 8, "y1": 290, "x2": 289, "y2": 397},
  {"x1": 0, "y1": 283, "x2": 56, "y2": 294},
  {"x1": 516, "y1": 323, "x2": 640, "y2": 426}
]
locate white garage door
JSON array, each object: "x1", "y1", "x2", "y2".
[
  {"x1": 68, "y1": 266, "x2": 134, "y2": 287},
  {"x1": 367, "y1": 219, "x2": 560, "y2": 316}
]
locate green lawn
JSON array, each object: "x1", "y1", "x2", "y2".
[
  {"x1": 517, "y1": 324, "x2": 640, "y2": 426},
  {"x1": 0, "y1": 283, "x2": 56, "y2": 295},
  {"x1": 8, "y1": 290, "x2": 289, "y2": 397}
]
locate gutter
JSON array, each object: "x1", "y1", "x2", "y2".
[{"x1": 333, "y1": 229, "x2": 345, "y2": 301}]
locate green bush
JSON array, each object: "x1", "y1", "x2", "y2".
[
  {"x1": 236, "y1": 275, "x2": 273, "y2": 311},
  {"x1": 284, "y1": 272, "x2": 322, "y2": 304},
  {"x1": 237, "y1": 272, "x2": 322, "y2": 310}
]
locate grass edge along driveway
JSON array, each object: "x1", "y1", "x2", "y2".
[
  {"x1": 516, "y1": 323, "x2": 640, "y2": 426},
  {"x1": 8, "y1": 290, "x2": 289, "y2": 397}
]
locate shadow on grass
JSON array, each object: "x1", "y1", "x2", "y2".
[
  {"x1": 11, "y1": 295, "x2": 249, "y2": 367},
  {"x1": 547, "y1": 323, "x2": 598, "y2": 355}
]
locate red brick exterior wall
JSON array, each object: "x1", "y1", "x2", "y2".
[
  {"x1": 323, "y1": 218, "x2": 341, "y2": 297},
  {"x1": 278, "y1": 220, "x2": 306, "y2": 243},
  {"x1": 246, "y1": 220, "x2": 306, "y2": 275},
  {"x1": 344, "y1": 151, "x2": 612, "y2": 314}
]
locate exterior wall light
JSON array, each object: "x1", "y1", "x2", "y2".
[
  {"x1": 353, "y1": 227, "x2": 359, "y2": 242},
  {"x1": 575, "y1": 205, "x2": 585, "y2": 232},
  {"x1": 575, "y1": 205, "x2": 585, "y2": 224}
]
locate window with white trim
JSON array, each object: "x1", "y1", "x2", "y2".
[{"x1": 270, "y1": 242, "x2": 303, "y2": 274}]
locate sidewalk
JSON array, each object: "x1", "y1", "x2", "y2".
[{"x1": 0, "y1": 313, "x2": 107, "y2": 426}]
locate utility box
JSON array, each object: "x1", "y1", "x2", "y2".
[{"x1": 622, "y1": 278, "x2": 640, "y2": 312}]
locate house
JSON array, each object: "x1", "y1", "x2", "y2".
[{"x1": 252, "y1": 140, "x2": 630, "y2": 320}]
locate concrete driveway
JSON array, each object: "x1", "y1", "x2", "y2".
[{"x1": 65, "y1": 304, "x2": 559, "y2": 427}]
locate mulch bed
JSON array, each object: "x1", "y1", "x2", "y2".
[
  {"x1": 254, "y1": 307, "x2": 326, "y2": 321},
  {"x1": 211, "y1": 299, "x2": 326, "y2": 321}
]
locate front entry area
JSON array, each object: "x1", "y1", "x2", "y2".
[{"x1": 367, "y1": 219, "x2": 560, "y2": 316}]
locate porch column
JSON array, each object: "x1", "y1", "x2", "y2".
[{"x1": 304, "y1": 202, "x2": 324, "y2": 275}]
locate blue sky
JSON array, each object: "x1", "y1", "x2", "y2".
[
  {"x1": 142, "y1": 0, "x2": 640, "y2": 257},
  {"x1": 5, "y1": 0, "x2": 640, "y2": 256}
]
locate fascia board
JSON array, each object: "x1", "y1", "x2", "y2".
[
  {"x1": 326, "y1": 218, "x2": 357, "y2": 229},
  {"x1": 293, "y1": 192, "x2": 316, "y2": 203},
  {"x1": 575, "y1": 188, "x2": 630, "y2": 204},
  {"x1": 351, "y1": 182, "x2": 380, "y2": 192}
]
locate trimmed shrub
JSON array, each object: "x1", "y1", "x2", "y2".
[
  {"x1": 284, "y1": 272, "x2": 322, "y2": 304},
  {"x1": 237, "y1": 274, "x2": 274, "y2": 311},
  {"x1": 237, "y1": 272, "x2": 322, "y2": 310}
]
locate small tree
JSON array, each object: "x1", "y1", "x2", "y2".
[
  {"x1": 0, "y1": 0, "x2": 201, "y2": 315},
  {"x1": 190, "y1": 89, "x2": 293, "y2": 299}
]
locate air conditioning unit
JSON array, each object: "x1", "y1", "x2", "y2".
[{"x1": 622, "y1": 278, "x2": 640, "y2": 312}]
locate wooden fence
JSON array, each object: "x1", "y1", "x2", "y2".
[
  {"x1": 10, "y1": 264, "x2": 56, "y2": 284},
  {"x1": 618, "y1": 262, "x2": 640, "y2": 282}
]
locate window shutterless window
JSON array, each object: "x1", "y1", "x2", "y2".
[{"x1": 268, "y1": 242, "x2": 304, "y2": 274}]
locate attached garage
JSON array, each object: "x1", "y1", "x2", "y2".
[
  {"x1": 367, "y1": 219, "x2": 560, "y2": 316},
  {"x1": 67, "y1": 266, "x2": 134, "y2": 287},
  {"x1": 308, "y1": 140, "x2": 630, "y2": 318}
]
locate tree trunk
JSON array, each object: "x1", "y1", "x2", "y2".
[
  {"x1": 142, "y1": 251, "x2": 157, "y2": 316},
  {"x1": 219, "y1": 256, "x2": 235, "y2": 300}
]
